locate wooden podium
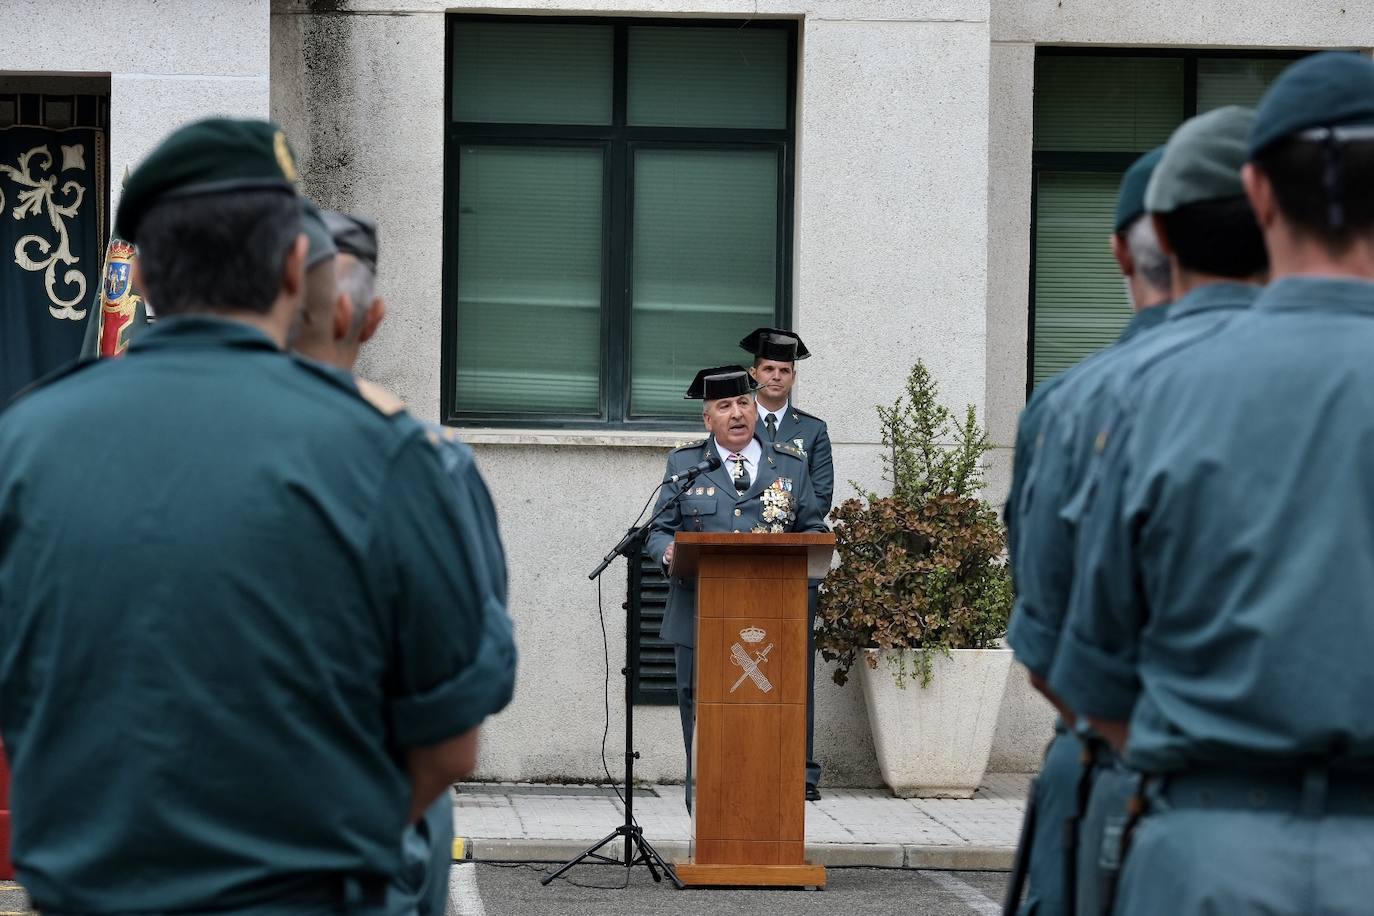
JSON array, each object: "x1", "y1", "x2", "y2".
[{"x1": 669, "y1": 532, "x2": 835, "y2": 888}]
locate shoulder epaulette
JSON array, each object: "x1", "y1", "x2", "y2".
[
  {"x1": 670, "y1": 438, "x2": 707, "y2": 453},
  {"x1": 789, "y1": 405, "x2": 824, "y2": 423},
  {"x1": 355, "y1": 377, "x2": 407, "y2": 417},
  {"x1": 772, "y1": 441, "x2": 805, "y2": 460}
]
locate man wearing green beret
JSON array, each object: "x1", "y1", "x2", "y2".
[
  {"x1": 294, "y1": 207, "x2": 517, "y2": 916},
  {"x1": 1020, "y1": 105, "x2": 1267, "y2": 916},
  {"x1": 1048, "y1": 51, "x2": 1374, "y2": 914},
  {"x1": 1002, "y1": 147, "x2": 1174, "y2": 916},
  {"x1": 0, "y1": 119, "x2": 504, "y2": 915}
]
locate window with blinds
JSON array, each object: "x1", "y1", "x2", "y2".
[
  {"x1": 1029, "y1": 52, "x2": 1303, "y2": 390},
  {"x1": 444, "y1": 16, "x2": 796, "y2": 425}
]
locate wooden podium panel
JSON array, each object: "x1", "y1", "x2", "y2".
[{"x1": 670, "y1": 533, "x2": 833, "y2": 889}]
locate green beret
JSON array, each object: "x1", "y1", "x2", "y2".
[
  {"x1": 1146, "y1": 106, "x2": 1254, "y2": 214},
  {"x1": 1114, "y1": 146, "x2": 1165, "y2": 233},
  {"x1": 300, "y1": 198, "x2": 337, "y2": 269},
  {"x1": 321, "y1": 211, "x2": 379, "y2": 271},
  {"x1": 115, "y1": 118, "x2": 300, "y2": 242},
  {"x1": 1250, "y1": 52, "x2": 1374, "y2": 157}
]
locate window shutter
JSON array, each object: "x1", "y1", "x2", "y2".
[
  {"x1": 1033, "y1": 171, "x2": 1131, "y2": 386},
  {"x1": 453, "y1": 145, "x2": 604, "y2": 415},
  {"x1": 451, "y1": 22, "x2": 613, "y2": 125},
  {"x1": 1033, "y1": 56, "x2": 1184, "y2": 153},
  {"x1": 629, "y1": 148, "x2": 778, "y2": 418},
  {"x1": 629, "y1": 547, "x2": 676, "y2": 705},
  {"x1": 627, "y1": 26, "x2": 788, "y2": 129},
  {"x1": 1197, "y1": 58, "x2": 1295, "y2": 113}
]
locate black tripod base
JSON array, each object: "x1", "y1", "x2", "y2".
[{"x1": 540, "y1": 823, "x2": 684, "y2": 889}]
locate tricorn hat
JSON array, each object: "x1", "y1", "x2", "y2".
[
  {"x1": 685, "y1": 365, "x2": 760, "y2": 400},
  {"x1": 322, "y1": 210, "x2": 379, "y2": 271},
  {"x1": 738, "y1": 327, "x2": 810, "y2": 361}
]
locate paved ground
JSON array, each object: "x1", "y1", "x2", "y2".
[
  {"x1": 454, "y1": 863, "x2": 1007, "y2": 915},
  {"x1": 0, "y1": 777, "x2": 1027, "y2": 914},
  {"x1": 454, "y1": 774, "x2": 1029, "y2": 870}
]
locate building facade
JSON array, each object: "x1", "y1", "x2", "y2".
[{"x1": 3, "y1": 0, "x2": 1369, "y2": 784}]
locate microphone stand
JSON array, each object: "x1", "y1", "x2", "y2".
[{"x1": 543, "y1": 468, "x2": 711, "y2": 888}]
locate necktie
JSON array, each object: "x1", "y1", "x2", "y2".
[
  {"x1": 765, "y1": 413, "x2": 778, "y2": 441},
  {"x1": 729, "y1": 453, "x2": 749, "y2": 494}
]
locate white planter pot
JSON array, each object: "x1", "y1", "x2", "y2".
[{"x1": 859, "y1": 648, "x2": 1014, "y2": 798}]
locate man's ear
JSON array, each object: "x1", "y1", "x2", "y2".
[
  {"x1": 281, "y1": 234, "x2": 308, "y2": 301},
  {"x1": 747, "y1": 365, "x2": 759, "y2": 381},
  {"x1": 331, "y1": 292, "x2": 352, "y2": 342},
  {"x1": 1150, "y1": 213, "x2": 1176, "y2": 258},
  {"x1": 358, "y1": 296, "x2": 386, "y2": 345},
  {"x1": 1110, "y1": 232, "x2": 1134, "y2": 277},
  {"x1": 1242, "y1": 162, "x2": 1277, "y2": 232}
]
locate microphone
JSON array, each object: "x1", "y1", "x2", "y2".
[{"x1": 670, "y1": 455, "x2": 721, "y2": 484}]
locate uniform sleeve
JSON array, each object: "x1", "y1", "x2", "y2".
[
  {"x1": 1005, "y1": 406, "x2": 1078, "y2": 679},
  {"x1": 440, "y1": 442, "x2": 509, "y2": 604},
  {"x1": 441, "y1": 445, "x2": 516, "y2": 719},
  {"x1": 1047, "y1": 406, "x2": 1147, "y2": 722},
  {"x1": 371, "y1": 435, "x2": 513, "y2": 747},
  {"x1": 645, "y1": 455, "x2": 687, "y2": 570},
  {"x1": 790, "y1": 459, "x2": 828, "y2": 533},
  {"x1": 809, "y1": 420, "x2": 835, "y2": 516}
]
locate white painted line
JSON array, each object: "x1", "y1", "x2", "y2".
[
  {"x1": 923, "y1": 870, "x2": 1001, "y2": 916},
  {"x1": 448, "y1": 862, "x2": 487, "y2": 916}
]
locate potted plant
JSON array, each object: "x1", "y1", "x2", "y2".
[{"x1": 816, "y1": 360, "x2": 1014, "y2": 798}]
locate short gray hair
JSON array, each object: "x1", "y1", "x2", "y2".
[
  {"x1": 336, "y1": 255, "x2": 376, "y2": 344},
  {"x1": 1124, "y1": 215, "x2": 1172, "y2": 295}
]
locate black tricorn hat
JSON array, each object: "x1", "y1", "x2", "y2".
[
  {"x1": 322, "y1": 210, "x2": 379, "y2": 271},
  {"x1": 685, "y1": 365, "x2": 760, "y2": 400},
  {"x1": 738, "y1": 326, "x2": 810, "y2": 361}
]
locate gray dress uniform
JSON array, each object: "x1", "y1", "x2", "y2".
[
  {"x1": 647, "y1": 428, "x2": 827, "y2": 805},
  {"x1": 743, "y1": 328, "x2": 834, "y2": 794}
]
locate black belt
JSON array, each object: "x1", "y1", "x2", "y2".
[
  {"x1": 275, "y1": 874, "x2": 390, "y2": 910},
  {"x1": 1159, "y1": 763, "x2": 1374, "y2": 817}
]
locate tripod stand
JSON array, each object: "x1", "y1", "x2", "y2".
[{"x1": 543, "y1": 484, "x2": 699, "y2": 889}]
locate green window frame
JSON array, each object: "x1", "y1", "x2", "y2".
[
  {"x1": 1028, "y1": 48, "x2": 1305, "y2": 394},
  {"x1": 442, "y1": 15, "x2": 798, "y2": 428}
]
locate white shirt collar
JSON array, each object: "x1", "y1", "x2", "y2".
[
  {"x1": 757, "y1": 398, "x2": 790, "y2": 424},
  {"x1": 715, "y1": 437, "x2": 762, "y2": 478}
]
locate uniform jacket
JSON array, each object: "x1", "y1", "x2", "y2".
[
  {"x1": 0, "y1": 317, "x2": 508, "y2": 913},
  {"x1": 760, "y1": 402, "x2": 834, "y2": 515},
  {"x1": 646, "y1": 434, "x2": 828, "y2": 647},
  {"x1": 1050, "y1": 277, "x2": 1374, "y2": 772}
]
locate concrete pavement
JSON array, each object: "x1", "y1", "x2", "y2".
[{"x1": 453, "y1": 774, "x2": 1028, "y2": 871}]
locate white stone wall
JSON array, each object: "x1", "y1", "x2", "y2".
[
  {"x1": 0, "y1": 0, "x2": 271, "y2": 216},
  {"x1": 273, "y1": 0, "x2": 1001, "y2": 784},
  {"x1": 270, "y1": 0, "x2": 1374, "y2": 784}
]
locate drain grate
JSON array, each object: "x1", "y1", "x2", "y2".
[{"x1": 455, "y1": 783, "x2": 660, "y2": 799}]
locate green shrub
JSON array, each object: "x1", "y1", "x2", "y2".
[{"x1": 816, "y1": 361, "x2": 1012, "y2": 687}]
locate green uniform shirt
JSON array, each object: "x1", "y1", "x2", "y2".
[
  {"x1": 1050, "y1": 278, "x2": 1374, "y2": 772},
  {"x1": 0, "y1": 317, "x2": 502, "y2": 913},
  {"x1": 1010, "y1": 287, "x2": 1254, "y2": 679}
]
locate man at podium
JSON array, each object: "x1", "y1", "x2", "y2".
[{"x1": 647, "y1": 366, "x2": 829, "y2": 809}]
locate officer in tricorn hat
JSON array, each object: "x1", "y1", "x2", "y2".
[
  {"x1": 646, "y1": 365, "x2": 828, "y2": 809},
  {"x1": 1048, "y1": 51, "x2": 1374, "y2": 915},
  {"x1": 0, "y1": 119, "x2": 507, "y2": 915},
  {"x1": 739, "y1": 326, "x2": 832, "y2": 800}
]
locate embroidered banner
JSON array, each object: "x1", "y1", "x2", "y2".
[
  {"x1": 0, "y1": 125, "x2": 105, "y2": 404},
  {"x1": 79, "y1": 237, "x2": 148, "y2": 359}
]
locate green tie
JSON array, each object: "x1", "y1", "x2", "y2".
[{"x1": 765, "y1": 413, "x2": 778, "y2": 441}]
